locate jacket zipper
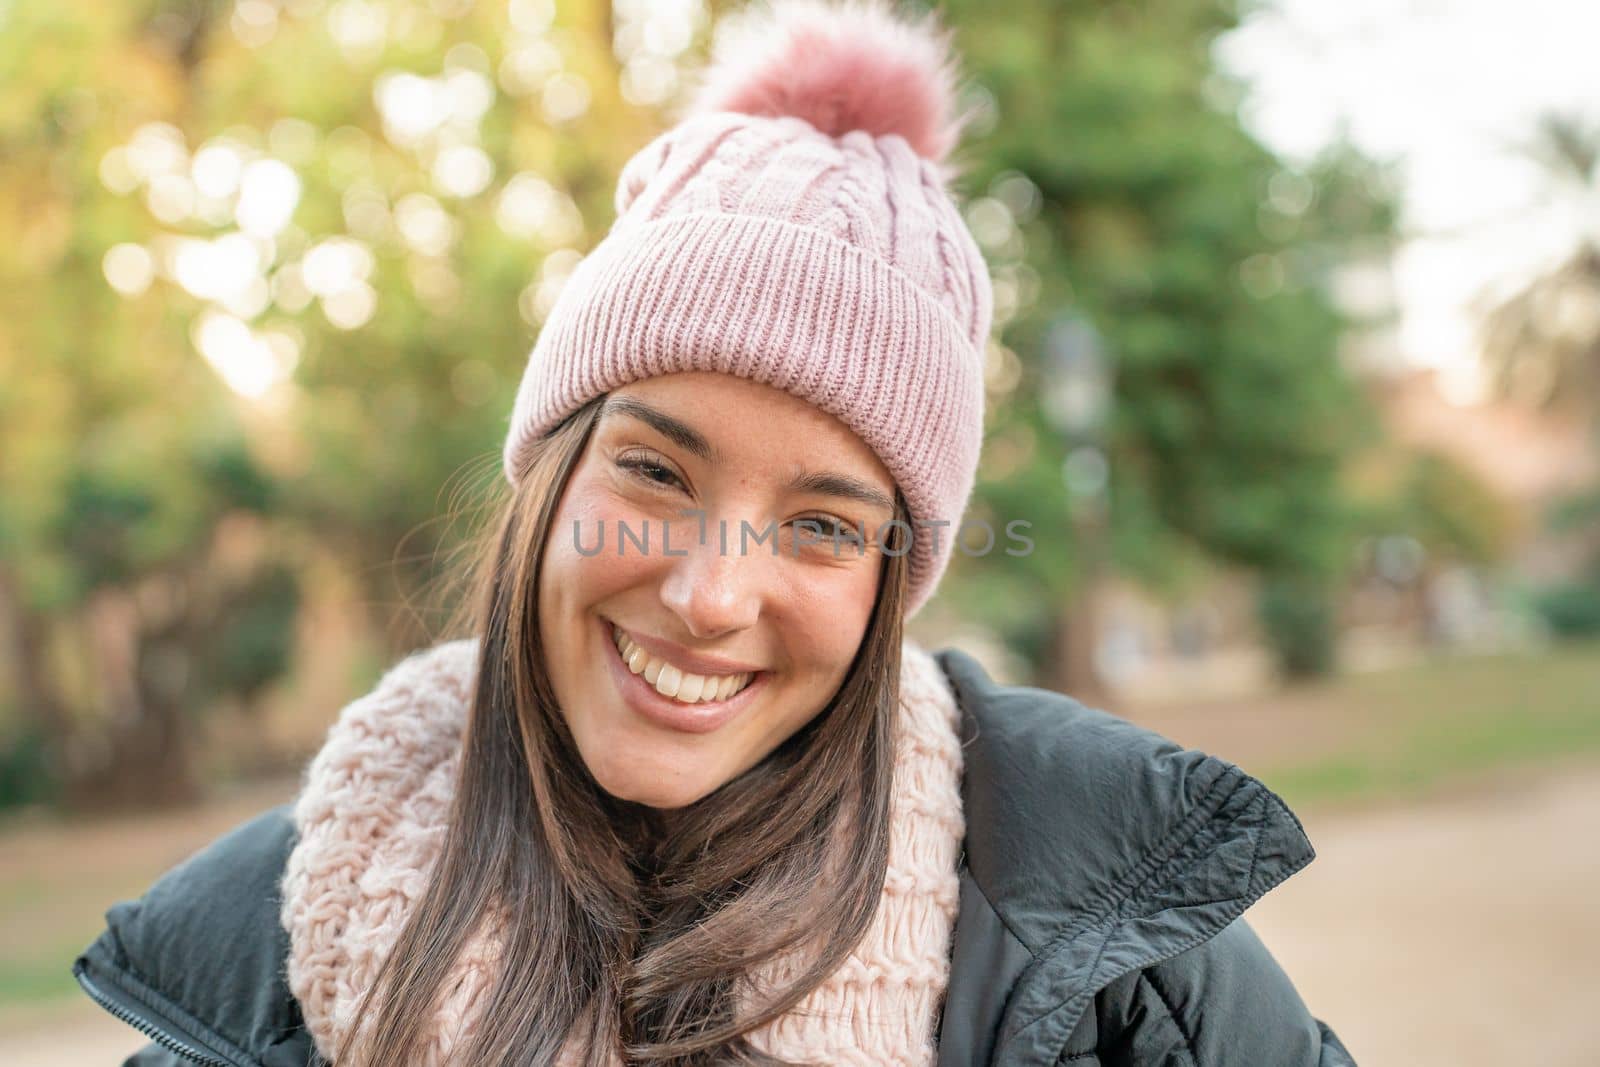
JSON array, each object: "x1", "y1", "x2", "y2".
[{"x1": 74, "y1": 961, "x2": 237, "y2": 1067}]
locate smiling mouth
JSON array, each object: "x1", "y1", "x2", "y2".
[{"x1": 610, "y1": 625, "x2": 756, "y2": 705}]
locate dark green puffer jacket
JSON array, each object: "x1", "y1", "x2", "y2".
[{"x1": 74, "y1": 647, "x2": 1357, "y2": 1065}]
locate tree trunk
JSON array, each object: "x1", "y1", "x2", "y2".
[
  {"x1": 1044, "y1": 590, "x2": 1111, "y2": 710},
  {"x1": 2, "y1": 581, "x2": 75, "y2": 785},
  {"x1": 62, "y1": 586, "x2": 203, "y2": 813}
]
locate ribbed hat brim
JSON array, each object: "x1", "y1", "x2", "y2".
[{"x1": 503, "y1": 211, "x2": 985, "y2": 617}]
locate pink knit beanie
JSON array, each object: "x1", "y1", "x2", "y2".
[{"x1": 501, "y1": 0, "x2": 994, "y2": 619}]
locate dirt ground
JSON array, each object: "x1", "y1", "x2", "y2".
[
  {"x1": 4, "y1": 764, "x2": 1597, "y2": 1066},
  {"x1": 1247, "y1": 759, "x2": 1600, "y2": 1066}
]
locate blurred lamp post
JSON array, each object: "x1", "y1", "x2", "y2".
[
  {"x1": 1042, "y1": 313, "x2": 1114, "y2": 704},
  {"x1": 1043, "y1": 316, "x2": 1110, "y2": 437}
]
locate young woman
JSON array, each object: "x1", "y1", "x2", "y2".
[{"x1": 74, "y1": 2, "x2": 1358, "y2": 1064}]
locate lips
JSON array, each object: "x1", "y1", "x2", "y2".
[
  {"x1": 597, "y1": 616, "x2": 768, "y2": 735},
  {"x1": 612, "y1": 625, "x2": 755, "y2": 704}
]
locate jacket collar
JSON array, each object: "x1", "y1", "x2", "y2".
[{"x1": 932, "y1": 646, "x2": 1317, "y2": 1065}]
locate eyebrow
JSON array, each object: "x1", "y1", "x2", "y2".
[
  {"x1": 602, "y1": 395, "x2": 718, "y2": 462},
  {"x1": 600, "y1": 395, "x2": 896, "y2": 514},
  {"x1": 786, "y1": 470, "x2": 895, "y2": 514}
]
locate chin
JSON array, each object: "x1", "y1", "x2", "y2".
[
  {"x1": 603, "y1": 780, "x2": 712, "y2": 811},
  {"x1": 585, "y1": 750, "x2": 717, "y2": 810}
]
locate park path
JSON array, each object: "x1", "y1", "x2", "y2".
[
  {"x1": 1246, "y1": 760, "x2": 1600, "y2": 1066},
  {"x1": 4, "y1": 764, "x2": 1597, "y2": 1066}
]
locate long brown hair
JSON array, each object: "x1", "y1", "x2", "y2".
[{"x1": 338, "y1": 394, "x2": 911, "y2": 1066}]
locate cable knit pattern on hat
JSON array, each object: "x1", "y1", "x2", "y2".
[
  {"x1": 278, "y1": 636, "x2": 966, "y2": 1066},
  {"x1": 500, "y1": 0, "x2": 994, "y2": 620}
]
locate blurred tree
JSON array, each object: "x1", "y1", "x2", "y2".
[
  {"x1": 1341, "y1": 443, "x2": 1520, "y2": 652},
  {"x1": 1475, "y1": 111, "x2": 1600, "y2": 638},
  {"x1": 0, "y1": 2, "x2": 312, "y2": 809},
  {"x1": 1345, "y1": 443, "x2": 1520, "y2": 566},
  {"x1": 934, "y1": 0, "x2": 1398, "y2": 690},
  {"x1": 1478, "y1": 113, "x2": 1600, "y2": 414},
  {"x1": 145, "y1": 0, "x2": 667, "y2": 650},
  {"x1": 0, "y1": 0, "x2": 680, "y2": 809},
  {"x1": 1391, "y1": 450, "x2": 1519, "y2": 568}
]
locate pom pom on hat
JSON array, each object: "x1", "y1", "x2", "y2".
[{"x1": 683, "y1": 0, "x2": 971, "y2": 166}]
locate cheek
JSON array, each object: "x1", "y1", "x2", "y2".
[
  {"x1": 726, "y1": 569, "x2": 878, "y2": 783},
  {"x1": 769, "y1": 563, "x2": 881, "y2": 705},
  {"x1": 542, "y1": 481, "x2": 661, "y2": 604}
]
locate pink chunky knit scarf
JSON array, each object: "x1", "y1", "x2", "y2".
[{"x1": 278, "y1": 637, "x2": 966, "y2": 1066}]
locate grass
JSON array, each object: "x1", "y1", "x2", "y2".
[
  {"x1": 1251, "y1": 639, "x2": 1600, "y2": 810},
  {"x1": 0, "y1": 939, "x2": 97, "y2": 1006},
  {"x1": 0, "y1": 868, "x2": 160, "y2": 1008}
]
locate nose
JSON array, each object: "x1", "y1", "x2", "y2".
[{"x1": 657, "y1": 514, "x2": 766, "y2": 640}]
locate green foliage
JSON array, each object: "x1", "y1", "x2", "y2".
[
  {"x1": 1396, "y1": 451, "x2": 1517, "y2": 565},
  {"x1": 57, "y1": 469, "x2": 160, "y2": 592},
  {"x1": 0, "y1": 0, "x2": 669, "y2": 807},
  {"x1": 0, "y1": 719, "x2": 59, "y2": 811},
  {"x1": 203, "y1": 559, "x2": 301, "y2": 704},
  {"x1": 1531, "y1": 579, "x2": 1600, "y2": 638},
  {"x1": 1348, "y1": 446, "x2": 1518, "y2": 569},
  {"x1": 939, "y1": 0, "x2": 1398, "y2": 680},
  {"x1": 1256, "y1": 572, "x2": 1338, "y2": 678}
]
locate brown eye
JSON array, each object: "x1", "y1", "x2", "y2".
[
  {"x1": 616, "y1": 455, "x2": 684, "y2": 490},
  {"x1": 792, "y1": 516, "x2": 861, "y2": 544}
]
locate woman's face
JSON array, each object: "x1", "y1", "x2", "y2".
[{"x1": 537, "y1": 371, "x2": 897, "y2": 809}]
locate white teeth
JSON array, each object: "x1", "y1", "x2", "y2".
[{"x1": 611, "y1": 626, "x2": 754, "y2": 705}]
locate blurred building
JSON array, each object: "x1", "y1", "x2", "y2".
[
  {"x1": 1080, "y1": 358, "x2": 1599, "y2": 707},
  {"x1": 1371, "y1": 365, "x2": 1598, "y2": 584}
]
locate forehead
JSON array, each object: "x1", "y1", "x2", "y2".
[
  {"x1": 601, "y1": 371, "x2": 894, "y2": 487},
  {"x1": 610, "y1": 371, "x2": 841, "y2": 428}
]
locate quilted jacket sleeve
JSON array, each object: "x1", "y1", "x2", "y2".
[{"x1": 1089, "y1": 915, "x2": 1357, "y2": 1066}]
